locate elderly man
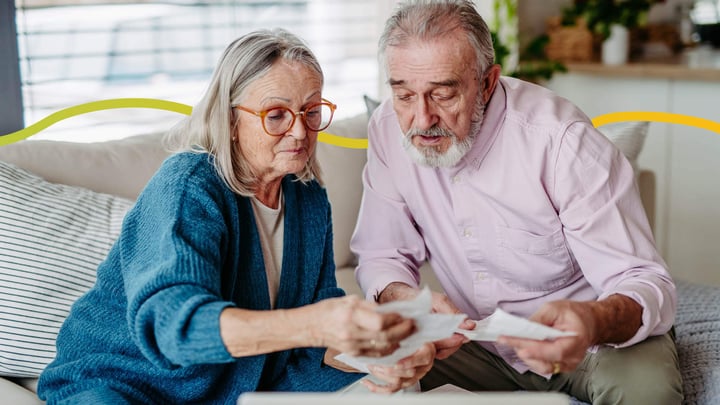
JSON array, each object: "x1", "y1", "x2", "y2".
[{"x1": 351, "y1": 1, "x2": 683, "y2": 404}]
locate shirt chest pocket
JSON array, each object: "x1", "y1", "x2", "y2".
[{"x1": 494, "y1": 225, "x2": 575, "y2": 292}]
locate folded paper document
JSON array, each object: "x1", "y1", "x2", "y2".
[{"x1": 456, "y1": 308, "x2": 577, "y2": 342}]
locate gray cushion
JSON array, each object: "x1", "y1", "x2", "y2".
[{"x1": 675, "y1": 280, "x2": 720, "y2": 405}]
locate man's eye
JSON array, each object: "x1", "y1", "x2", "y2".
[
  {"x1": 395, "y1": 94, "x2": 413, "y2": 102},
  {"x1": 432, "y1": 93, "x2": 454, "y2": 101}
]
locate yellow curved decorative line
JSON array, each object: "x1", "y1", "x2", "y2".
[
  {"x1": 592, "y1": 111, "x2": 720, "y2": 135},
  {"x1": 0, "y1": 97, "x2": 369, "y2": 149},
  {"x1": 0, "y1": 98, "x2": 192, "y2": 146},
  {"x1": 2, "y1": 100, "x2": 718, "y2": 149},
  {"x1": 318, "y1": 131, "x2": 368, "y2": 149}
]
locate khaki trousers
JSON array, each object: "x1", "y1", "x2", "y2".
[{"x1": 420, "y1": 331, "x2": 683, "y2": 405}]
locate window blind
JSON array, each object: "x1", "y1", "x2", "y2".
[{"x1": 14, "y1": 0, "x2": 384, "y2": 141}]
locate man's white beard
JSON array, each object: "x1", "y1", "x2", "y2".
[
  {"x1": 402, "y1": 131, "x2": 473, "y2": 168},
  {"x1": 402, "y1": 102, "x2": 485, "y2": 168}
]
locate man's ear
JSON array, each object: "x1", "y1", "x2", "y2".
[{"x1": 480, "y1": 64, "x2": 502, "y2": 104}]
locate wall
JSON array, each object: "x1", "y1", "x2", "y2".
[
  {"x1": 547, "y1": 73, "x2": 720, "y2": 286},
  {"x1": 0, "y1": 1, "x2": 23, "y2": 135}
]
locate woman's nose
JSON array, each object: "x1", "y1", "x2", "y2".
[{"x1": 286, "y1": 114, "x2": 307, "y2": 139}]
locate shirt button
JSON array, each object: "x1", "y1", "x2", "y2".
[
  {"x1": 463, "y1": 228, "x2": 472, "y2": 237},
  {"x1": 476, "y1": 273, "x2": 485, "y2": 281},
  {"x1": 452, "y1": 175, "x2": 461, "y2": 184}
]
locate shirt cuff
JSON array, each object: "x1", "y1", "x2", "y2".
[
  {"x1": 597, "y1": 285, "x2": 670, "y2": 348},
  {"x1": 356, "y1": 264, "x2": 421, "y2": 302}
]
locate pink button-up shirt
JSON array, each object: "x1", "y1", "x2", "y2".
[{"x1": 351, "y1": 77, "x2": 676, "y2": 373}]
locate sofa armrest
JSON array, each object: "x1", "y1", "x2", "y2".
[{"x1": 0, "y1": 378, "x2": 43, "y2": 405}]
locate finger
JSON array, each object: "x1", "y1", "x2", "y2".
[
  {"x1": 499, "y1": 335, "x2": 571, "y2": 362},
  {"x1": 396, "y1": 343, "x2": 435, "y2": 368},
  {"x1": 358, "y1": 341, "x2": 402, "y2": 358},
  {"x1": 361, "y1": 377, "x2": 403, "y2": 394},
  {"x1": 378, "y1": 317, "x2": 416, "y2": 344},
  {"x1": 457, "y1": 318, "x2": 476, "y2": 330},
  {"x1": 432, "y1": 334, "x2": 466, "y2": 359},
  {"x1": 521, "y1": 358, "x2": 556, "y2": 375},
  {"x1": 350, "y1": 319, "x2": 414, "y2": 355},
  {"x1": 436, "y1": 347, "x2": 459, "y2": 360},
  {"x1": 352, "y1": 307, "x2": 404, "y2": 332},
  {"x1": 369, "y1": 364, "x2": 415, "y2": 379},
  {"x1": 498, "y1": 335, "x2": 559, "y2": 351},
  {"x1": 528, "y1": 304, "x2": 560, "y2": 325}
]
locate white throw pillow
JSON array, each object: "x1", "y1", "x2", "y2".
[
  {"x1": 597, "y1": 121, "x2": 650, "y2": 174},
  {"x1": 0, "y1": 161, "x2": 133, "y2": 377}
]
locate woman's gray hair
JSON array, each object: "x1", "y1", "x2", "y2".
[
  {"x1": 379, "y1": 0, "x2": 495, "y2": 78},
  {"x1": 165, "y1": 28, "x2": 324, "y2": 196}
]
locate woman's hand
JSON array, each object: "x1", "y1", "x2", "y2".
[
  {"x1": 377, "y1": 283, "x2": 471, "y2": 360},
  {"x1": 363, "y1": 342, "x2": 436, "y2": 393},
  {"x1": 310, "y1": 295, "x2": 415, "y2": 357}
]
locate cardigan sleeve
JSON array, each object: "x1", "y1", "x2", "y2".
[{"x1": 119, "y1": 155, "x2": 236, "y2": 368}]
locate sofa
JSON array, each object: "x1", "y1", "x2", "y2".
[{"x1": 0, "y1": 110, "x2": 718, "y2": 404}]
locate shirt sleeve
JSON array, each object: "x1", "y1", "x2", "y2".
[
  {"x1": 553, "y1": 121, "x2": 676, "y2": 347},
  {"x1": 120, "y1": 160, "x2": 235, "y2": 368},
  {"x1": 351, "y1": 115, "x2": 426, "y2": 301}
]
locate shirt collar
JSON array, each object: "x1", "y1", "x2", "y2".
[{"x1": 452, "y1": 77, "x2": 507, "y2": 173}]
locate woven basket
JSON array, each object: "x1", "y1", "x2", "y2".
[{"x1": 545, "y1": 17, "x2": 595, "y2": 63}]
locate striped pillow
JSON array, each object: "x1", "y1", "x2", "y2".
[{"x1": 0, "y1": 160, "x2": 133, "y2": 377}]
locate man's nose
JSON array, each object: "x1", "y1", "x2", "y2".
[{"x1": 414, "y1": 97, "x2": 438, "y2": 130}]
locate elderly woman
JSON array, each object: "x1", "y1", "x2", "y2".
[{"x1": 37, "y1": 29, "x2": 419, "y2": 404}]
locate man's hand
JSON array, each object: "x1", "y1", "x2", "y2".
[
  {"x1": 429, "y1": 291, "x2": 473, "y2": 359},
  {"x1": 362, "y1": 342, "x2": 436, "y2": 393},
  {"x1": 497, "y1": 294, "x2": 642, "y2": 374},
  {"x1": 377, "y1": 282, "x2": 472, "y2": 360}
]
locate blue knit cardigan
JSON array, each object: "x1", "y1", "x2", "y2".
[{"x1": 38, "y1": 152, "x2": 363, "y2": 404}]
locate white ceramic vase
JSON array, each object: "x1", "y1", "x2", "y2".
[{"x1": 601, "y1": 24, "x2": 630, "y2": 65}]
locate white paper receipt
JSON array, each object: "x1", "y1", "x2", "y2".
[
  {"x1": 457, "y1": 308, "x2": 577, "y2": 342},
  {"x1": 334, "y1": 287, "x2": 465, "y2": 373}
]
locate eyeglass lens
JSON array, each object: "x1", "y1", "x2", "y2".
[{"x1": 264, "y1": 103, "x2": 333, "y2": 135}]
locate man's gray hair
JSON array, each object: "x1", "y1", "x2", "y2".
[
  {"x1": 379, "y1": 0, "x2": 495, "y2": 77},
  {"x1": 165, "y1": 28, "x2": 324, "y2": 196}
]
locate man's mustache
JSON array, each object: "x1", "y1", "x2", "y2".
[{"x1": 406, "y1": 126, "x2": 454, "y2": 138}]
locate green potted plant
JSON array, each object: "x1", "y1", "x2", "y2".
[
  {"x1": 491, "y1": 0, "x2": 566, "y2": 83},
  {"x1": 562, "y1": 0, "x2": 663, "y2": 40},
  {"x1": 561, "y1": 0, "x2": 664, "y2": 64}
]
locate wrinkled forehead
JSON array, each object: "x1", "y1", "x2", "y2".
[{"x1": 386, "y1": 35, "x2": 479, "y2": 84}]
